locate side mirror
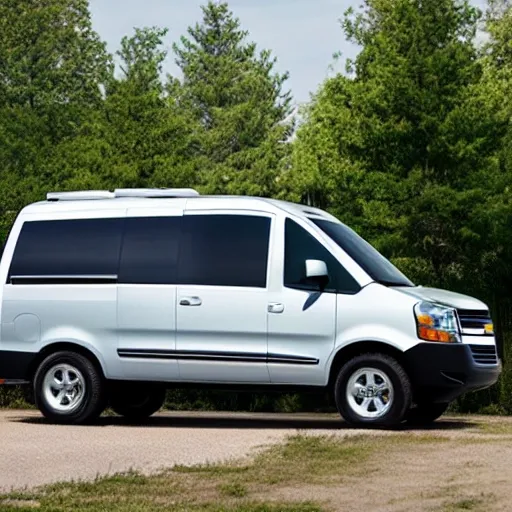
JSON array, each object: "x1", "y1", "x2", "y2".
[{"x1": 305, "y1": 259, "x2": 329, "y2": 290}]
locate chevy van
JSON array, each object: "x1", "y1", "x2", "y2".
[{"x1": 0, "y1": 188, "x2": 501, "y2": 426}]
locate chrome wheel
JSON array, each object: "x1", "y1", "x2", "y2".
[
  {"x1": 346, "y1": 367, "x2": 394, "y2": 419},
  {"x1": 42, "y1": 364, "x2": 86, "y2": 413}
]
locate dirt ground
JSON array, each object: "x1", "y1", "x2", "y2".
[
  {"x1": 263, "y1": 415, "x2": 512, "y2": 512},
  {"x1": 1, "y1": 410, "x2": 512, "y2": 511}
]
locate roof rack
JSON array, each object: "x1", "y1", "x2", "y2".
[
  {"x1": 47, "y1": 190, "x2": 114, "y2": 201},
  {"x1": 114, "y1": 188, "x2": 200, "y2": 198},
  {"x1": 46, "y1": 188, "x2": 200, "y2": 201}
]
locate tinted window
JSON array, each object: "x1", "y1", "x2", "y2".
[
  {"x1": 311, "y1": 219, "x2": 414, "y2": 287},
  {"x1": 284, "y1": 219, "x2": 360, "y2": 294},
  {"x1": 9, "y1": 218, "x2": 124, "y2": 279},
  {"x1": 119, "y1": 216, "x2": 181, "y2": 284},
  {"x1": 179, "y1": 215, "x2": 271, "y2": 287}
]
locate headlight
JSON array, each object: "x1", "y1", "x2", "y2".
[{"x1": 414, "y1": 301, "x2": 461, "y2": 343}]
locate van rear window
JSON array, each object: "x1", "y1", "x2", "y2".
[{"x1": 8, "y1": 218, "x2": 124, "y2": 283}]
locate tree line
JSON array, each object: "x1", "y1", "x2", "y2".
[{"x1": 1, "y1": 0, "x2": 511, "y2": 413}]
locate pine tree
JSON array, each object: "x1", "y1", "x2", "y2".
[{"x1": 173, "y1": 1, "x2": 293, "y2": 196}]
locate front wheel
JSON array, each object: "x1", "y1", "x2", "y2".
[
  {"x1": 334, "y1": 353, "x2": 412, "y2": 428},
  {"x1": 109, "y1": 384, "x2": 166, "y2": 420},
  {"x1": 405, "y1": 402, "x2": 450, "y2": 425}
]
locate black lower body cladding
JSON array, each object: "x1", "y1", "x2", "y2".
[
  {"x1": 0, "y1": 350, "x2": 35, "y2": 382},
  {"x1": 403, "y1": 342, "x2": 501, "y2": 403}
]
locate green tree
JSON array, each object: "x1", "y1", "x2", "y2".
[
  {"x1": 0, "y1": 0, "x2": 111, "y2": 109},
  {"x1": 286, "y1": 0, "x2": 488, "y2": 284},
  {"x1": 102, "y1": 27, "x2": 198, "y2": 189},
  {"x1": 286, "y1": 0, "x2": 512, "y2": 413},
  {"x1": 0, "y1": 0, "x2": 113, "y2": 236},
  {"x1": 173, "y1": 1, "x2": 293, "y2": 196}
]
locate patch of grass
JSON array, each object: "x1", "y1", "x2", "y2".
[
  {"x1": 440, "y1": 492, "x2": 496, "y2": 512},
  {"x1": 0, "y1": 387, "x2": 32, "y2": 409},
  {"x1": 442, "y1": 498, "x2": 483, "y2": 511},
  {"x1": 218, "y1": 482, "x2": 248, "y2": 498},
  {"x1": 388, "y1": 433, "x2": 451, "y2": 444},
  {"x1": 475, "y1": 419, "x2": 512, "y2": 436},
  {"x1": 252, "y1": 434, "x2": 372, "y2": 485},
  {"x1": 177, "y1": 434, "x2": 374, "y2": 486},
  {"x1": 0, "y1": 501, "x2": 323, "y2": 512}
]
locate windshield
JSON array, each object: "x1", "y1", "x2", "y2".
[{"x1": 310, "y1": 218, "x2": 414, "y2": 288}]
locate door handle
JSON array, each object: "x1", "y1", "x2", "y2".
[
  {"x1": 268, "y1": 302, "x2": 284, "y2": 314},
  {"x1": 180, "y1": 296, "x2": 202, "y2": 307}
]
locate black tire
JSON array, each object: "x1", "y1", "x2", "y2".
[
  {"x1": 34, "y1": 351, "x2": 106, "y2": 425},
  {"x1": 334, "y1": 353, "x2": 412, "y2": 428},
  {"x1": 405, "y1": 402, "x2": 449, "y2": 425},
  {"x1": 109, "y1": 384, "x2": 165, "y2": 420}
]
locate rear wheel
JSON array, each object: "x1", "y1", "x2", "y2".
[
  {"x1": 405, "y1": 402, "x2": 450, "y2": 425},
  {"x1": 109, "y1": 384, "x2": 166, "y2": 420},
  {"x1": 34, "y1": 351, "x2": 106, "y2": 424},
  {"x1": 334, "y1": 353, "x2": 412, "y2": 428}
]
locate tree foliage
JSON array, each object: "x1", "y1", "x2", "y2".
[
  {"x1": 287, "y1": 0, "x2": 512, "y2": 411},
  {"x1": 174, "y1": 1, "x2": 293, "y2": 195}
]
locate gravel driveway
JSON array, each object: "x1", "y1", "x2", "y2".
[{"x1": 0, "y1": 410, "x2": 346, "y2": 491}]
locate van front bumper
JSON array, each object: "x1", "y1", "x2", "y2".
[{"x1": 403, "y1": 342, "x2": 501, "y2": 403}]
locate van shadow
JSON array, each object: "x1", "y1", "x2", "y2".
[{"x1": 14, "y1": 412, "x2": 476, "y2": 432}]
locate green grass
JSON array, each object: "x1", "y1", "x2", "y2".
[
  {"x1": 218, "y1": 482, "x2": 248, "y2": 498},
  {"x1": 0, "y1": 387, "x2": 32, "y2": 409},
  {"x1": 440, "y1": 494, "x2": 496, "y2": 512},
  {"x1": 474, "y1": 418, "x2": 512, "y2": 436},
  {"x1": 175, "y1": 434, "x2": 373, "y2": 486}
]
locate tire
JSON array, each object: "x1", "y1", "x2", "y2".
[
  {"x1": 109, "y1": 384, "x2": 165, "y2": 420},
  {"x1": 34, "y1": 351, "x2": 106, "y2": 425},
  {"x1": 334, "y1": 353, "x2": 412, "y2": 428},
  {"x1": 405, "y1": 402, "x2": 449, "y2": 425}
]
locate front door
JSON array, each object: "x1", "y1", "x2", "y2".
[
  {"x1": 176, "y1": 211, "x2": 273, "y2": 383},
  {"x1": 267, "y1": 217, "x2": 360, "y2": 386}
]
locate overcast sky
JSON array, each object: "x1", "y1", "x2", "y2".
[{"x1": 88, "y1": 0, "x2": 488, "y2": 106}]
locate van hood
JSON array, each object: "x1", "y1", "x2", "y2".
[{"x1": 391, "y1": 286, "x2": 488, "y2": 311}]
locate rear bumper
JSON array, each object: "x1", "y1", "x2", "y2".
[
  {"x1": 403, "y1": 342, "x2": 501, "y2": 403},
  {"x1": 0, "y1": 350, "x2": 35, "y2": 384}
]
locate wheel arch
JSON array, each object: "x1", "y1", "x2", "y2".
[
  {"x1": 327, "y1": 340, "x2": 407, "y2": 390},
  {"x1": 28, "y1": 342, "x2": 106, "y2": 382}
]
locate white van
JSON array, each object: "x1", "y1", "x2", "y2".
[{"x1": 0, "y1": 188, "x2": 501, "y2": 426}]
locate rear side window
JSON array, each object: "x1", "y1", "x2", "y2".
[
  {"x1": 284, "y1": 218, "x2": 360, "y2": 294},
  {"x1": 8, "y1": 218, "x2": 124, "y2": 282},
  {"x1": 119, "y1": 216, "x2": 182, "y2": 285},
  {"x1": 178, "y1": 214, "x2": 271, "y2": 288}
]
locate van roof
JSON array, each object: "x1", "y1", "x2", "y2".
[{"x1": 20, "y1": 189, "x2": 337, "y2": 223}]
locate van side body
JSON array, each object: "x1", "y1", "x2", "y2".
[{"x1": 0, "y1": 190, "x2": 501, "y2": 426}]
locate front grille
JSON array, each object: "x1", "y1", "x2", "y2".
[
  {"x1": 457, "y1": 309, "x2": 493, "y2": 335},
  {"x1": 469, "y1": 344, "x2": 498, "y2": 365}
]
